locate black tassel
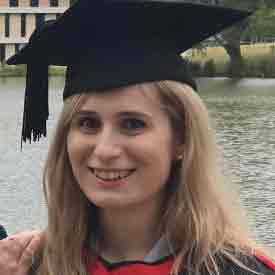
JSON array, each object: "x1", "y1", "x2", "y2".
[{"x1": 21, "y1": 62, "x2": 49, "y2": 147}]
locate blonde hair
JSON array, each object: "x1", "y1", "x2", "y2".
[{"x1": 36, "y1": 81, "x2": 259, "y2": 275}]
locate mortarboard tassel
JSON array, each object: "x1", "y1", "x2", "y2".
[{"x1": 22, "y1": 62, "x2": 49, "y2": 147}]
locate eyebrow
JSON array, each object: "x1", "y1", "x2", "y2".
[{"x1": 76, "y1": 110, "x2": 153, "y2": 119}]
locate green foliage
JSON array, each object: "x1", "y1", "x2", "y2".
[
  {"x1": 204, "y1": 59, "x2": 216, "y2": 77},
  {"x1": 244, "y1": 55, "x2": 275, "y2": 78},
  {"x1": 221, "y1": 0, "x2": 275, "y2": 41},
  {"x1": 243, "y1": 5, "x2": 275, "y2": 39},
  {"x1": 190, "y1": 61, "x2": 203, "y2": 76},
  {"x1": 0, "y1": 64, "x2": 26, "y2": 77},
  {"x1": 70, "y1": 0, "x2": 78, "y2": 6},
  {"x1": 222, "y1": 0, "x2": 260, "y2": 10},
  {"x1": 190, "y1": 54, "x2": 275, "y2": 78},
  {"x1": 203, "y1": 0, "x2": 275, "y2": 77},
  {"x1": 0, "y1": 65, "x2": 66, "y2": 77},
  {"x1": 48, "y1": 66, "x2": 66, "y2": 76},
  {"x1": 270, "y1": 45, "x2": 275, "y2": 55}
]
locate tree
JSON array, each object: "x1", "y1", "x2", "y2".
[
  {"x1": 68, "y1": 0, "x2": 275, "y2": 77},
  {"x1": 244, "y1": 5, "x2": 275, "y2": 41},
  {"x1": 215, "y1": 0, "x2": 275, "y2": 77},
  {"x1": 70, "y1": 0, "x2": 78, "y2": 6}
]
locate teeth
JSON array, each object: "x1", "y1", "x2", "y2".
[{"x1": 92, "y1": 169, "x2": 134, "y2": 181}]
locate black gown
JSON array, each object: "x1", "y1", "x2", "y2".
[
  {"x1": 87, "y1": 253, "x2": 275, "y2": 275},
  {"x1": 86, "y1": 237, "x2": 275, "y2": 275}
]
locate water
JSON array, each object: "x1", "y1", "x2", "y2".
[{"x1": 0, "y1": 76, "x2": 274, "y2": 252}]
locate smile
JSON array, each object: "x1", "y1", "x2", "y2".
[{"x1": 90, "y1": 168, "x2": 136, "y2": 181}]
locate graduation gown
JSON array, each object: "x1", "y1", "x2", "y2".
[
  {"x1": 87, "y1": 253, "x2": 275, "y2": 275},
  {"x1": 87, "y1": 237, "x2": 275, "y2": 275}
]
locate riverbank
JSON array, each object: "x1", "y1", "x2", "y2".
[
  {"x1": 1, "y1": 43, "x2": 275, "y2": 78},
  {"x1": 0, "y1": 65, "x2": 66, "y2": 77},
  {"x1": 189, "y1": 43, "x2": 275, "y2": 78}
]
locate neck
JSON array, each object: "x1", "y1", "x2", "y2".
[{"x1": 97, "y1": 199, "x2": 164, "y2": 262}]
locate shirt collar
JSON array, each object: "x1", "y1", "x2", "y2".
[{"x1": 90, "y1": 235, "x2": 174, "y2": 263}]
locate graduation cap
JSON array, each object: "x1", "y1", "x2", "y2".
[{"x1": 6, "y1": 0, "x2": 251, "y2": 145}]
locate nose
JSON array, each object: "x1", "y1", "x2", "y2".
[{"x1": 91, "y1": 127, "x2": 122, "y2": 162}]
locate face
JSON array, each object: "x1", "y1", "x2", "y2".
[{"x1": 67, "y1": 84, "x2": 175, "y2": 210}]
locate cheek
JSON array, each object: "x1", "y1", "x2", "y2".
[
  {"x1": 151, "y1": 131, "x2": 174, "y2": 180},
  {"x1": 133, "y1": 131, "x2": 174, "y2": 172},
  {"x1": 66, "y1": 131, "x2": 89, "y2": 170}
]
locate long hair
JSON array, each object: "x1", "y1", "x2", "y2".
[
  {"x1": 36, "y1": 94, "x2": 93, "y2": 275},
  {"x1": 150, "y1": 81, "x2": 257, "y2": 275},
  {"x1": 36, "y1": 81, "x2": 258, "y2": 275}
]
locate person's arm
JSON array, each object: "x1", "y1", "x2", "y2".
[{"x1": 0, "y1": 230, "x2": 44, "y2": 275}]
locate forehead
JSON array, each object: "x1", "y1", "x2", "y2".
[{"x1": 80, "y1": 84, "x2": 165, "y2": 116}]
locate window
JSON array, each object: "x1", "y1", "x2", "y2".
[
  {"x1": 9, "y1": 0, "x2": 18, "y2": 6},
  {"x1": 30, "y1": 0, "x2": 38, "y2": 7},
  {"x1": 50, "y1": 0, "x2": 58, "y2": 6},
  {"x1": 5, "y1": 14, "x2": 9, "y2": 37},
  {"x1": 35, "y1": 14, "x2": 45, "y2": 28},
  {"x1": 21, "y1": 14, "x2": 26, "y2": 37}
]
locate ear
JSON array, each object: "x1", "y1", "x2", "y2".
[{"x1": 173, "y1": 143, "x2": 184, "y2": 161}]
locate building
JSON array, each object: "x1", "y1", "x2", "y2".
[{"x1": 0, "y1": 0, "x2": 72, "y2": 64}]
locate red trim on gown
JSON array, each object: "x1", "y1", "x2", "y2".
[
  {"x1": 254, "y1": 251, "x2": 275, "y2": 272},
  {"x1": 87, "y1": 256, "x2": 174, "y2": 275},
  {"x1": 86, "y1": 251, "x2": 275, "y2": 274}
]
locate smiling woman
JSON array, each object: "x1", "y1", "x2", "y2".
[
  {"x1": 1, "y1": 1, "x2": 275, "y2": 275},
  {"x1": 35, "y1": 80, "x2": 274, "y2": 275},
  {"x1": 66, "y1": 84, "x2": 174, "y2": 209}
]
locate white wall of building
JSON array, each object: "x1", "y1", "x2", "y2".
[
  {"x1": 0, "y1": 2, "x2": 70, "y2": 64},
  {"x1": 0, "y1": 15, "x2": 5, "y2": 38},
  {"x1": 5, "y1": 43, "x2": 15, "y2": 60},
  {"x1": 0, "y1": 0, "x2": 9, "y2": 7},
  {"x1": 19, "y1": 0, "x2": 30, "y2": 7}
]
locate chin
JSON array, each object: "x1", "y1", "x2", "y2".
[
  {"x1": 92, "y1": 201, "x2": 130, "y2": 210},
  {"x1": 86, "y1": 194, "x2": 130, "y2": 209}
]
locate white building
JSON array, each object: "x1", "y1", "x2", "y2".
[{"x1": 0, "y1": 0, "x2": 71, "y2": 64}]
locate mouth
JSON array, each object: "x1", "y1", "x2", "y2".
[{"x1": 89, "y1": 167, "x2": 136, "y2": 182}]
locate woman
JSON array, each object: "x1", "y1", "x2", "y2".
[
  {"x1": 1, "y1": 0, "x2": 274, "y2": 275},
  {"x1": 2, "y1": 83, "x2": 275, "y2": 275}
]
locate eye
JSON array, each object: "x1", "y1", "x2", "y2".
[
  {"x1": 121, "y1": 118, "x2": 146, "y2": 134},
  {"x1": 76, "y1": 116, "x2": 101, "y2": 133}
]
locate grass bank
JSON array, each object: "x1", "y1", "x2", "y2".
[
  {"x1": 189, "y1": 43, "x2": 275, "y2": 78},
  {"x1": 0, "y1": 65, "x2": 66, "y2": 77},
  {"x1": 1, "y1": 44, "x2": 274, "y2": 78}
]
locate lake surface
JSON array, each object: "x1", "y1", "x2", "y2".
[{"x1": 0, "y1": 77, "x2": 274, "y2": 252}]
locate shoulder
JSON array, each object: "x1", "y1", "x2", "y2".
[
  {"x1": 217, "y1": 252, "x2": 275, "y2": 275},
  {"x1": 253, "y1": 251, "x2": 275, "y2": 274}
]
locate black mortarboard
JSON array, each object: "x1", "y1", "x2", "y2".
[{"x1": 6, "y1": 0, "x2": 251, "y2": 145}]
